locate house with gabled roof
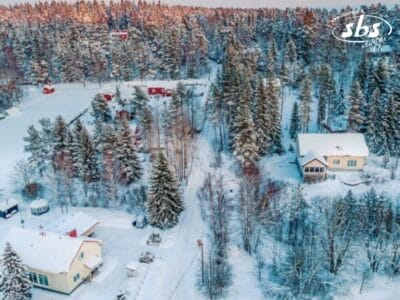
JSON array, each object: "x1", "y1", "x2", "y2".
[
  {"x1": 296, "y1": 133, "x2": 369, "y2": 183},
  {"x1": 0, "y1": 227, "x2": 102, "y2": 294}
]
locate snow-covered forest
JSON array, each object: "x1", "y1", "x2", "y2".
[{"x1": 1, "y1": 1, "x2": 400, "y2": 299}]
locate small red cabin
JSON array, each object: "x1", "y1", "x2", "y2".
[
  {"x1": 110, "y1": 30, "x2": 128, "y2": 41},
  {"x1": 148, "y1": 87, "x2": 165, "y2": 96},
  {"x1": 43, "y1": 85, "x2": 55, "y2": 94},
  {"x1": 103, "y1": 92, "x2": 114, "y2": 102}
]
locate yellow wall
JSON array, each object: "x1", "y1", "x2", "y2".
[
  {"x1": 325, "y1": 155, "x2": 366, "y2": 170},
  {"x1": 64, "y1": 241, "x2": 102, "y2": 294},
  {"x1": 23, "y1": 240, "x2": 102, "y2": 295}
]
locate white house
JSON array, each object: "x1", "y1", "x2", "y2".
[{"x1": 296, "y1": 133, "x2": 369, "y2": 182}]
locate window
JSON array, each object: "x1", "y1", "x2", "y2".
[
  {"x1": 309, "y1": 167, "x2": 315, "y2": 173},
  {"x1": 29, "y1": 272, "x2": 38, "y2": 284},
  {"x1": 73, "y1": 273, "x2": 80, "y2": 282},
  {"x1": 305, "y1": 167, "x2": 310, "y2": 173},
  {"x1": 79, "y1": 252, "x2": 84, "y2": 260},
  {"x1": 38, "y1": 274, "x2": 49, "y2": 286},
  {"x1": 347, "y1": 160, "x2": 357, "y2": 167},
  {"x1": 320, "y1": 168, "x2": 325, "y2": 173},
  {"x1": 333, "y1": 159, "x2": 340, "y2": 165}
]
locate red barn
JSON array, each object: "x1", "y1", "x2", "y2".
[
  {"x1": 164, "y1": 89, "x2": 173, "y2": 97},
  {"x1": 148, "y1": 87, "x2": 165, "y2": 96},
  {"x1": 43, "y1": 84, "x2": 55, "y2": 94},
  {"x1": 102, "y1": 92, "x2": 114, "y2": 102}
]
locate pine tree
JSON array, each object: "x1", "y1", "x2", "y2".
[
  {"x1": 266, "y1": 73, "x2": 284, "y2": 154},
  {"x1": 116, "y1": 119, "x2": 142, "y2": 185},
  {"x1": 355, "y1": 54, "x2": 369, "y2": 98},
  {"x1": 132, "y1": 86, "x2": 149, "y2": 115},
  {"x1": 233, "y1": 87, "x2": 259, "y2": 165},
  {"x1": 53, "y1": 115, "x2": 68, "y2": 152},
  {"x1": 91, "y1": 94, "x2": 112, "y2": 123},
  {"x1": 365, "y1": 89, "x2": 385, "y2": 154},
  {"x1": 38, "y1": 117, "x2": 54, "y2": 160},
  {"x1": 382, "y1": 96, "x2": 400, "y2": 157},
  {"x1": 300, "y1": 76, "x2": 312, "y2": 132},
  {"x1": 79, "y1": 128, "x2": 99, "y2": 183},
  {"x1": 347, "y1": 80, "x2": 364, "y2": 132},
  {"x1": 284, "y1": 38, "x2": 298, "y2": 87},
  {"x1": 266, "y1": 38, "x2": 278, "y2": 76},
  {"x1": 370, "y1": 58, "x2": 389, "y2": 99},
  {"x1": 0, "y1": 242, "x2": 32, "y2": 300},
  {"x1": 318, "y1": 63, "x2": 337, "y2": 127},
  {"x1": 23, "y1": 125, "x2": 46, "y2": 175},
  {"x1": 71, "y1": 119, "x2": 84, "y2": 177},
  {"x1": 289, "y1": 102, "x2": 301, "y2": 139},
  {"x1": 148, "y1": 152, "x2": 183, "y2": 229},
  {"x1": 254, "y1": 79, "x2": 270, "y2": 155}
]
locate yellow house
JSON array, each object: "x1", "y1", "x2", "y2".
[
  {"x1": 0, "y1": 227, "x2": 102, "y2": 294},
  {"x1": 296, "y1": 133, "x2": 369, "y2": 183}
]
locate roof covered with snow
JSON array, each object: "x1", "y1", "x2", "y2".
[
  {"x1": 53, "y1": 212, "x2": 99, "y2": 236},
  {"x1": 299, "y1": 151, "x2": 329, "y2": 167},
  {"x1": 84, "y1": 255, "x2": 102, "y2": 270},
  {"x1": 29, "y1": 199, "x2": 48, "y2": 209},
  {"x1": 0, "y1": 198, "x2": 18, "y2": 211},
  {"x1": 297, "y1": 133, "x2": 369, "y2": 157},
  {"x1": 0, "y1": 227, "x2": 100, "y2": 274}
]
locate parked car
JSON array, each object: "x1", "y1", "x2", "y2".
[
  {"x1": 139, "y1": 251, "x2": 155, "y2": 264},
  {"x1": 146, "y1": 233, "x2": 162, "y2": 246}
]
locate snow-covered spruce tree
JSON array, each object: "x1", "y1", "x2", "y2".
[
  {"x1": 365, "y1": 89, "x2": 385, "y2": 154},
  {"x1": 132, "y1": 86, "x2": 149, "y2": 115},
  {"x1": 79, "y1": 127, "x2": 99, "y2": 184},
  {"x1": 116, "y1": 119, "x2": 142, "y2": 185},
  {"x1": 289, "y1": 102, "x2": 301, "y2": 139},
  {"x1": 232, "y1": 86, "x2": 259, "y2": 166},
  {"x1": 347, "y1": 80, "x2": 364, "y2": 132},
  {"x1": 23, "y1": 125, "x2": 46, "y2": 176},
  {"x1": 266, "y1": 38, "x2": 278, "y2": 75},
  {"x1": 254, "y1": 78, "x2": 270, "y2": 155},
  {"x1": 300, "y1": 75, "x2": 312, "y2": 132},
  {"x1": 91, "y1": 93, "x2": 112, "y2": 123},
  {"x1": 265, "y1": 73, "x2": 284, "y2": 154},
  {"x1": 148, "y1": 152, "x2": 182, "y2": 229},
  {"x1": 0, "y1": 242, "x2": 32, "y2": 300},
  {"x1": 355, "y1": 53, "x2": 369, "y2": 99},
  {"x1": 370, "y1": 58, "x2": 389, "y2": 100},
  {"x1": 318, "y1": 63, "x2": 337, "y2": 128},
  {"x1": 71, "y1": 119, "x2": 85, "y2": 177},
  {"x1": 382, "y1": 96, "x2": 400, "y2": 157},
  {"x1": 284, "y1": 38, "x2": 298, "y2": 87},
  {"x1": 207, "y1": 70, "x2": 227, "y2": 151},
  {"x1": 53, "y1": 115, "x2": 68, "y2": 152},
  {"x1": 38, "y1": 117, "x2": 54, "y2": 161}
]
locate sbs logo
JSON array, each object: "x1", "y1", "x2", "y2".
[{"x1": 331, "y1": 12, "x2": 392, "y2": 43}]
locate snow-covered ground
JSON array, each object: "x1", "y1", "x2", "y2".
[
  {"x1": 1, "y1": 71, "x2": 264, "y2": 299},
  {"x1": 0, "y1": 83, "x2": 100, "y2": 194}
]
